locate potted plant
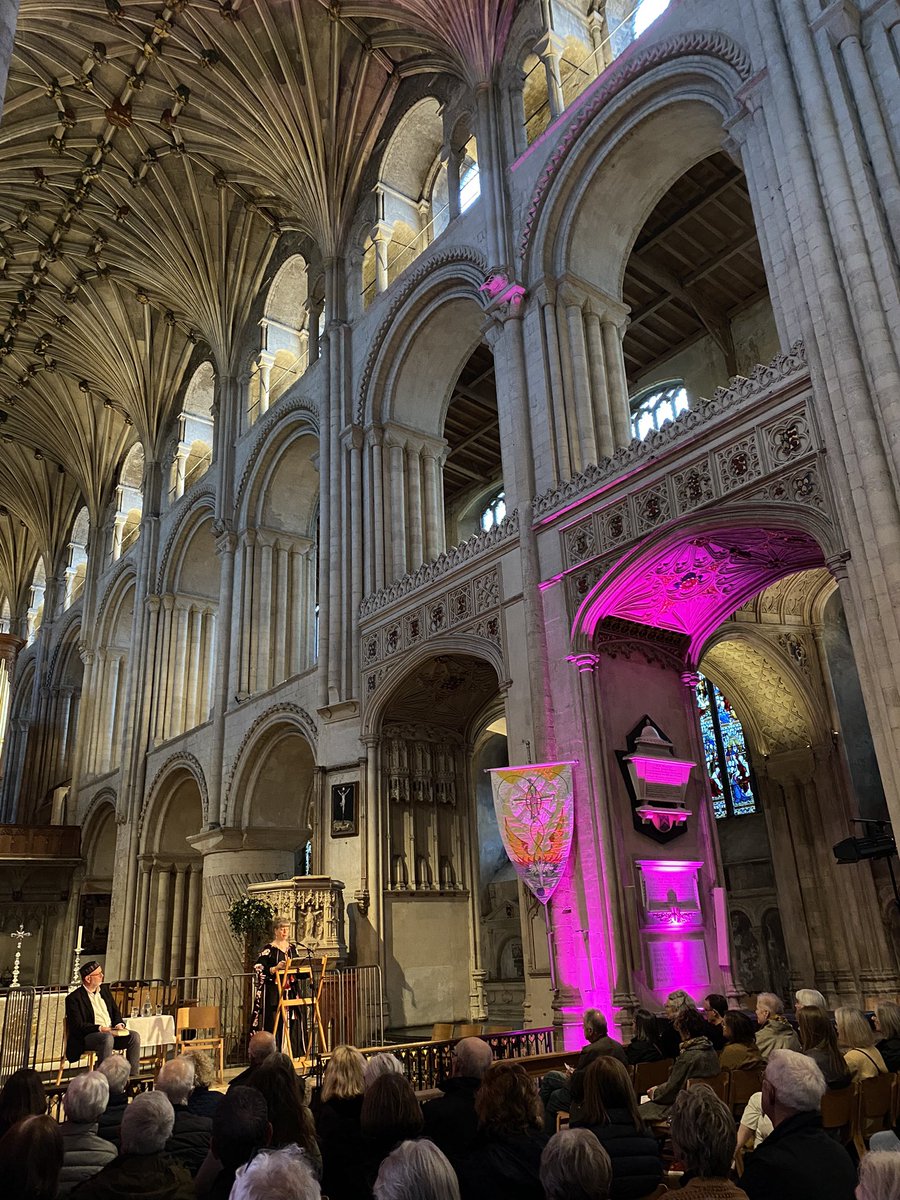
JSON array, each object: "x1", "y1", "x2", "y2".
[{"x1": 227, "y1": 896, "x2": 275, "y2": 972}]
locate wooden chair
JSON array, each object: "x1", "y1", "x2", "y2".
[
  {"x1": 632, "y1": 1059, "x2": 673, "y2": 1096},
  {"x1": 175, "y1": 1005, "x2": 224, "y2": 1082},
  {"x1": 431, "y1": 1023, "x2": 454, "y2": 1042},
  {"x1": 821, "y1": 1083, "x2": 855, "y2": 1146},
  {"x1": 727, "y1": 1064, "x2": 765, "y2": 1116},
  {"x1": 457, "y1": 1023, "x2": 484, "y2": 1038},
  {"x1": 556, "y1": 1111, "x2": 570, "y2": 1131},
  {"x1": 687, "y1": 1071, "x2": 728, "y2": 1101},
  {"x1": 55, "y1": 1018, "x2": 95, "y2": 1086},
  {"x1": 853, "y1": 1073, "x2": 896, "y2": 1158}
]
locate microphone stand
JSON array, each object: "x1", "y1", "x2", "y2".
[{"x1": 298, "y1": 941, "x2": 322, "y2": 1089}]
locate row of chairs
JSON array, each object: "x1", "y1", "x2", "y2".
[{"x1": 55, "y1": 1006, "x2": 225, "y2": 1086}]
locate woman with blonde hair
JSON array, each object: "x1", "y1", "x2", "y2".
[
  {"x1": 835, "y1": 1006, "x2": 887, "y2": 1082},
  {"x1": 317, "y1": 1044, "x2": 368, "y2": 1200}
]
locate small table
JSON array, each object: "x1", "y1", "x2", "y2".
[{"x1": 125, "y1": 1014, "x2": 177, "y2": 1070}]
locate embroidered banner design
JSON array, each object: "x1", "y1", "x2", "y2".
[{"x1": 488, "y1": 762, "x2": 576, "y2": 904}]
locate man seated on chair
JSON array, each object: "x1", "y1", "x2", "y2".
[{"x1": 65, "y1": 960, "x2": 141, "y2": 1079}]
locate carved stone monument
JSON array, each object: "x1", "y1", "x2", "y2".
[{"x1": 246, "y1": 876, "x2": 346, "y2": 962}]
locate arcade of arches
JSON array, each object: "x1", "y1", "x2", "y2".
[{"x1": 1, "y1": 0, "x2": 899, "y2": 1042}]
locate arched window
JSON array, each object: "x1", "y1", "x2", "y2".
[
  {"x1": 695, "y1": 674, "x2": 758, "y2": 820},
  {"x1": 459, "y1": 136, "x2": 480, "y2": 213},
  {"x1": 25, "y1": 560, "x2": 46, "y2": 646},
  {"x1": 64, "y1": 507, "x2": 89, "y2": 610},
  {"x1": 630, "y1": 380, "x2": 690, "y2": 440},
  {"x1": 170, "y1": 363, "x2": 214, "y2": 501},
  {"x1": 480, "y1": 489, "x2": 506, "y2": 533},
  {"x1": 249, "y1": 256, "x2": 310, "y2": 425},
  {"x1": 113, "y1": 444, "x2": 144, "y2": 561}
]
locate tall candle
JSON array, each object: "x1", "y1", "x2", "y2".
[{"x1": 76, "y1": 924, "x2": 83, "y2": 949}]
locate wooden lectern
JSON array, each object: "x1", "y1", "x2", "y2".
[{"x1": 272, "y1": 955, "x2": 329, "y2": 1071}]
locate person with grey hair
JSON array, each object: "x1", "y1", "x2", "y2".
[
  {"x1": 70, "y1": 1091, "x2": 194, "y2": 1199},
  {"x1": 539, "y1": 1009, "x2": 627, "y2": 1134},
  {"x1": 660, "y1": 989, "x2": 698, "y2": 1058},
  {"x1": 741, "y1": 1049, "x2": 855, "y2": 1200},
  {"x1": 857, "y1": 1150, "x2": 900, "y2": 1200},
  {"x1": 669, "y1": 1085, "x2": 748, "y2": 1199},
  {"x1": 540, "y1": 1128, "x2": 613, "y2": 1200},
  {"x1": 229, "y1": 1030, "x2": 277, "y2": 1090},
  {"x1": 795, "y1": 988, "x2": 827, "y2": 1012},
  {"x1": 155, "y1": 1056, "x2": 212, "y2": 1176},
  {"x1": 374, "y1": 1139, "x2": 460, "y2": 1200},
  {"x1": 364, "y1": 1052, "x2": 406, "y2": 1088},
  {"x1": 96, "y1": 1052, "x2": 131, "y2": 1147},
  {"x1": 58, "y1": 1070, "x2": 117, "y2": 1195},
  {"x1": 423, "y1": 1037, "x2": 493, "y2": 1158},
  {"x1": 231, "y1": 1144, "x2": 321, "y2": 1200},
  {"x1": 755, "y1": 993, "x2": 800, "y2": 1060}
]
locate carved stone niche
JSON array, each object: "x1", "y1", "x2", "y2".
[{"x1": 247, "y1": 876, "x2": 346, "y2": 962}]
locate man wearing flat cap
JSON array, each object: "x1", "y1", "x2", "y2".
[{"x1": 65, "y1": 961, "x2": 142, "y2": 1077}]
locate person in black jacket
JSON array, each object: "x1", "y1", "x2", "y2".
[
  {"x1": 625, "y1": 1010, "x2": 664, "y2": 1066},
  {"x1": 875, "y1": 1002, "x2": 900, "y2": 1073},
  {"x1": 539, "y1": 1009, "x2": 628, "y2": 1133},
  {"x1": 154, "y1": 1057, "x2": 212, "y2": 1177},
  {"x1": 741, "y1": 1049, "x2": 856, "y2": 1200},
  {"x1": 454, "y1": 1062, "x2": 549, "y2": 1200},
  {"x1": 423, "y1": 1036, "x2": 493, "y2": 1159},
  {"x1": 64, "y1": 961, "x2": 141, "y2": 1077},
  {"x1": 570, "y1": 1056, "x2": 662, "y2": 1200}
]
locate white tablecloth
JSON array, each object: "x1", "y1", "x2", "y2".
[{"x1": 125, "y1": 1014, "x2": 176, "y2": 1048}]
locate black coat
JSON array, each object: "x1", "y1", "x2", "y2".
[
  {"x1": 187, "y1": 1086, "x2": 223, "y2": 1119},
  {"x1": 422, "y1": 1076, "x2": 481, "y2": 1159},
  {"x1": 316, "y1": 1094, "x2": 367, "y2": 1200},
  {"x1": 454, "y1": 1129, "x2": 549, "y2": 1200},
  {"x1": 878, "y1": 1035, "x2": 900, "y2": 1073},
  {"x1": 571, "y1": 1109, "x2": 663, "y2": 1200},
  {"x1": 571, "y1": 1036, "x2": 629, "y2": 1104},
  {"x1": 741, "y1": 1111, "x2": 856, "y2": 1200},
  {"x1": 163, "y1": 1105, "x2": 212, "y2": 1177},
  {"x1": 96, "y1": 1093, "x2": 129, "y2": 1147},
  {"x1": 65, "y1": 986, "x2": 125, "y2": 1062},
  {"x1": 625, "y1": 1039, "x2": 663, "y2": 1065}
]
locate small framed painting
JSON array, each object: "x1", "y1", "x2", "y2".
[{"x1": 331, "y1": 781, "x2": 359, "y2": 838}]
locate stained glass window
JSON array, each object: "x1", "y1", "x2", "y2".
[{"x1": 695, "y1": 674, "x2": 757, "y2": 819}]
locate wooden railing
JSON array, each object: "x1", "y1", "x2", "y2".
[
  {"x1": 0, "y1": 825, "x2": 80, "y2": 859},
  {"x1": 360, "y1": 1026, "x2": 556, "y2": 1091}
]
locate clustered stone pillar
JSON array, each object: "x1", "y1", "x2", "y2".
[{"x1": 133, "y1": 857, "x2": 201, "y2": 980}]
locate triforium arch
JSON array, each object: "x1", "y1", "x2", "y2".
[
  {"x1": 82, "y1": 568, "x2": 137, "y2": 781},
  {"x1": 134, "y1": 756, "x2": 206, "y2": 981},
  {"x1": 561, "y1": 505, "x2": 897, "y2": 1022}
]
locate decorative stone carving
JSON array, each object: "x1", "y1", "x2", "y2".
[{"x1": 247, "y1": 876, "x2": 346, "y2": 961}]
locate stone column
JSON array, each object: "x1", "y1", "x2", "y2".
[
  {"x1": 184, "y1": 863, "x2": 201, "y2": 979},
  {"x1": 601, "y1": 317, "x2": 632, "y2": 448},
  {"x1": 584, "y1": 304, "x2": 614, "y2": 460},
  {"x1": 173, "y1": 442, "x2": 189, "y2": 500},
  {"x1": 559, "y1": 284, "x2": 597, "y2": 470},
  {"x1": 273, "y1": 542, "x2": 289, "y2": 684},
  {"x1": 133, "y1": 858, "x2": 152, "y2": 977},
  {"x1": 0, "y1": 0, "x2": 21, "y2": 126},
  {"x1": 387, "y1": 435, "x2": 408, "y2": 581},
  {"x1": 535, "y1": 33, "x2": 565, "y2": 119},
  {"x1": 372, "y1": 223, "x2": 393, "y2": 295},
  {"x1": 169, "y1": 863, "x2": 187, "y2": 977},
  {"x1": 370, "y1": 428, "x2": 385, "y2": 593},
  {"x1": 151, "y1": 863, "x2": 172, "y2": 979}
]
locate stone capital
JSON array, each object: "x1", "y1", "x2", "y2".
[
  {"x1": 0, "y1": 633, "x2": 25, "y2": 671},
  {"x1": 567, "y1": 652, "x2": 600, "y2": 674},
  {"x1": 812, "y1": 0, "x2": 861, "y2": 45}
]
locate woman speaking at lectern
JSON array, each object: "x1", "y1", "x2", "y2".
[{"x1": 251, "y1": 919, "x2": 297, "y2": 1036}]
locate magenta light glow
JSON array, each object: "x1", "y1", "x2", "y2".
[{"x1": 628, "y1": 754, "x2": 693, "y2": 786}]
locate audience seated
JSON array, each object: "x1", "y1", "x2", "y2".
[
  {"x1": 755, "y1": 994, "x2": 801, "y2": 1059},
  {"x1": 364, "y1": 1053, "x2": 407, "y2": 1088},
  {"x1": 740, "y1": 1049, "x2": 856, "y2": 1200},
  {"x1": 540, "y1": 1128, "x2": 613, "y2": 1200},
  {"x1": 857, "y1": 1150, "x2": 900, "y2": 1200},
  {"x1": 669, "y1": 1085, "x2": 749, "y2": 1200},
  {"x1": 624, "y1": 1009, "x2": 664, "y2": 1066},
  {"x1": 374, "y1": 1138, "x2": 461, "y2": 1200},
  {"x1": 0, "y1": 1113, "x2": 64, "y2": 1200},
  {"x1": 247, "y1": 1052, "x2": 321, "y2": 1176},
  {"x1": 569, "y1": 1056, "x2": 663, "y2": 1200},
  {"x1": 96, "y1": 1054, "x2": 131, "y2": 1146},
  {"x1": 154, "y1": 1057, "x2": 213, "y2": 1177},
  {"x1": 0, "y1": 1066, "x2": 46, "y2": 1138},
  {"x1": 70, "y1": 1090, "x2": 194, "y2": 1199},
  {"x1": 797, "y1": 1006, "x2": 851, "y2": 1088},
  {"x1": 659, "y1": 990, "x2": 698, "y2": 1059},
  {"x1": 422, "y1": 1037, "x2": 493, "y2": 1159},
  {"x1": 719, "y1": 1011, "x2": 763, "y2": 1070},
  {"x1": 194, "y1": 1085, "x2": 271, "y2": 1200},
  {"x1": 875, "y1": 1002, "x2": 900, "y2": 1073},
  {"x1": 539, "y1": 1008, "x2": 627, "y2": 1132},
  {"x1": 835, "y1": 1006, "x2": 887, "y2": 1082},
  {"x1": 702, "y1": 994, "x2": 728, "y2": 1054},
  {"x1": 229, "y1": 1031, "x2": 276, "y2": 1089},
  {"x1": 58, "y1": 1070, "x2": 117, "y2": 1195},
  {"x1": 180, "y1": 1049, "x2": 222, "y2": 1118},
  {"x1": 316, "y1": 1044, "x2": 367, "y2": 1200},
  {"x1": 453, "y1": 1061, "x2": 548, "y2": 1200},
  {"x1": 361, "y1": 1072, "x2": 426, "y2": 1192},
  {"x1": 639, "y1": 1007, "x2": 720, "y2": 1120},
  {"x1": 230, "y1": 1143, "x2": 321, "y2": 1200}
]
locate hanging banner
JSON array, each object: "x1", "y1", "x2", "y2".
[{"x1": 487, "y1": 762, "x2": 577, "y2": 904}]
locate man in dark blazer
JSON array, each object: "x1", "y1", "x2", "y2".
[{"x1": 65, "y1": 960, "x2": 141, "y2": 1077}]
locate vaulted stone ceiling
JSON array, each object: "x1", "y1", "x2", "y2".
[{"x1": 0, "y1": 0, "x2": 516, "y2": 609}]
